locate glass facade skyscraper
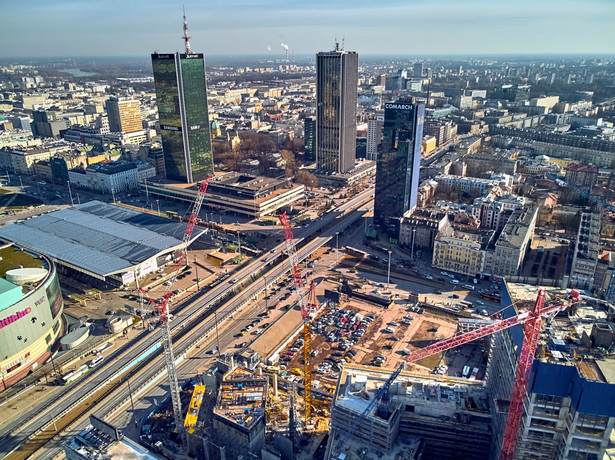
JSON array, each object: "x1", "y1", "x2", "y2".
[
  {"x1": 374, "y1": 99, "x2": 425, "y2": 229},
  {"x1": 316, "y1": 47, "x2": 358, "y2": 173},
  {"x1": 152, "y1": 52, "x2": 213, "y2": 183},
  {"x1": 304, "y1": 117, "x2": 316, "y2": 163}
]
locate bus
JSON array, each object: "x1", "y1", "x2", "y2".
[
  {"x1": 459, "y1": 300, "x2": 473, "y2": 310},
  {"x1": 480, "y1": 293, "x2": 501, "y2": 302},
  {"x1": 345, "y1": 246, "x2": 369, "y2": 258},
  {"x1": 62, "y1": 364, "x2": 89, "y2": 385}
]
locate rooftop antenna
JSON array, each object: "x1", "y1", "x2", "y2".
[
  {"x1": 342, "y1": 36, "x2": 345, "y2": 51},
  {"x1": 334, "y1": 37, "x2": 339, "y2": 51},
  {"x1": 182, "y1": 5, "x2": 192, "y2": 54}
]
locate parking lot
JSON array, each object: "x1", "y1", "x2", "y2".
[{"x1": 276, "y1": 291, "x2": 469, "y2": 388}]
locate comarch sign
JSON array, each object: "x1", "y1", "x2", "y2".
[
  {"x1": 0, "y1": 307, "x2": 32, "y2": 330},
  {"x1": 385, "y1": 103, "x2": 414, "y2": 110}
]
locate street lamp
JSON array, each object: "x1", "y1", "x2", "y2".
[
  {"x1": 67, "y1": 180, "x2": 74, "y2": 205},
  {"x1": 335, "y1": 232, "x2": 340, "y2": 265},
  {"x1": 263, "y1": 275, "x2": 269, "y2": 316},
  {"x1": 214, "y1": 311, "x2": 221, "y2": 358},
  {"x1": 387, "y1": 250, "x2": 392, "y2": 289},
  {"x1": 411, "y1": 227, "x2": 416, "y2": 259},
  {"x1": 156, "y1": 199, "x2": 160, "y2": 216}
]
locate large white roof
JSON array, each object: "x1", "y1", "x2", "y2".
[{"x1": 0, "y1": 201, "x2": 205, "y2": 277}]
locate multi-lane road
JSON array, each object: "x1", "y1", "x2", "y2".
[{"x1": 1, "y1": 187, "x2": 374, "y2": 459}]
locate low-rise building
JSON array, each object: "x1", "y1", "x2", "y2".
[
  {"x1": 399, "y1": 209, "x2": 449, "y2": 250},
  {"x1": 565, "y1": 163, "x2": 599, "y2": 189},
  {"x1": 144, "y1": 172, "x2": 305, "y2": 218},
  {"x1": 433, "y1": 225, "x2": 491, "y2": 277},
  {"x1": 486, "y1": 204, "x2": 538, "y2": 278},
  {"x1": 435, "y1": 174, "x2": 499, "y2": 194}
]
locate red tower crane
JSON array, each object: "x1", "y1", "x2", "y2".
[
  {"x1": 405, "y1": 289, "x2": 579, "y2": 459},
  {"x1": 333, "y1": 288, "x2": 580, "y2": 458},
  {"x1": 279, "y1": 212, "x2": 318, "y2": 421},
  {"x1": 140, "y1": 175, "x2": 210, "y2": 447}
]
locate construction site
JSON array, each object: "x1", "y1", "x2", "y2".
[{"x1": 53, "y1": 173, "x2": 615, "y2": 460}]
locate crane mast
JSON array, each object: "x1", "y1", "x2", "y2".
[
  {"x1": 140, "y1": 176, "x2": 211, "y2": 447},
  {"x1": 278, "y1": 212, "x2": 315, "y2": 422}
]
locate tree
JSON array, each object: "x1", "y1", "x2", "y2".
[
  {"x1": 280, "y1": 149, "x2": 296, "y2": 177},
  {"x1": 295, "y1": 170, "x2": 318, "y2": 188}
]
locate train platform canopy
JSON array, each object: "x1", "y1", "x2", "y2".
[{"x1": 0, "y1": 201, "x2": 205, "y2": 279}]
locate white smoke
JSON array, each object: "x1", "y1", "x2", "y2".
[{"x1": 281, "y1": 43, "x2": 289, "y2": 50}]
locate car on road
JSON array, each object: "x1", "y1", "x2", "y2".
[
  {"x1": 435, "y1": 289, "x2": 443, "y2": 294},
  {"x1": 425, "y1": 274, "x2": 433, "y2": 280}
]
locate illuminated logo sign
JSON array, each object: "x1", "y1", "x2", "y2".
[
  {"x1": 0, "y1": 307, "x2": 32, "y2": 330},
  {"x1": 161, "y1": 125, "x2": 182, "y2": 132},
  {"x1": 385, "y1": 103, "x2": 414, "y2": 110}
]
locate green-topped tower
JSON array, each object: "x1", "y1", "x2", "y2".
[{"x1": 151, "y1": 13, "x2": 213, "y2": 183}]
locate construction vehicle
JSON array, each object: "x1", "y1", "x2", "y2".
[
  {"x1": 332, "y1": 288, "x2": 580, "y2": 460},
  {"x1": 140, "y1": 176, "x2": 211, "y2": 447},
  {"x1": 279, "y1": 212, "x2": 318, "y2": 422}
]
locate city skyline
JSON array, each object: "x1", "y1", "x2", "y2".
[{"x1": 1, "y1": 0, "x2": 614, "y2": 58}]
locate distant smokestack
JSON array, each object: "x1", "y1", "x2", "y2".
[{"x1": 281, "y1": 43, "x2": 289, "y2": 62}]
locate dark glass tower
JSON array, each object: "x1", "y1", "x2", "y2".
[
  {"x1": 316, "y1": 46, "x2": 358, "y2": 173},
  {"x1": 304, "y1": 117, "x2": 316, "y2": 163},
  {"x1": 151, "y1": 52, "x2": 213, "y2": 183},
  {"x1": 374, "y1": 99, "x2": 425, "y2": 228}
]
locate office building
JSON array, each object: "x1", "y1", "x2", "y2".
[
  {"x1": 303, "y1": 116, "x2": 316, "y2": 163},
  {"x1": 413, "y1": 62, "x2": 423, "y2": 77},
  {"x1": 105, "y1": 96, "x2": 142, "y2": 133},
  {"x1": 374, "y1": 99, "x2": 425, "y2": 228},
  {"x1": 151, "y1": 51, "x2": 214, "y2": 183},
  {"x1": 366, "y1": 114, "x2": 384, "y2": 161},
  {"x1": 316, "y1": 44, "x2": 358, "y2": 173}
]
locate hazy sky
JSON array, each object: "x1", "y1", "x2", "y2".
[{"x1": 1, "y1": 0, "x2": 614, "y2": 58}]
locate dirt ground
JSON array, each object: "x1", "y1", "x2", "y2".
[{"x1": 280, "y1": 294, "x2": 460, "y2": 383}]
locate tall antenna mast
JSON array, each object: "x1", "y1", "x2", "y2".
[{"x1": 182, "y1": 6, "x2": 192, "y2": 54}]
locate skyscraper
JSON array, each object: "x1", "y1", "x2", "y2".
[
  {"x1": 366, "y1": 114, "x2": 384, "y2": 161},
  {"x1": 316, "y1": 45, "x2": 358, "y2": 173},
  {"x1": 105, "y1": 96, "x2": 142, "y2": 133},
  {"x1": 374, "y1": 99, "x2": 425, "y2": 229},
  {"x1": 413, "y1": 62, "x2": 423, "y2": 77},
  {"x1": 151, "y1": 17, "x2": 213, "y2": 183},
  {"x1": 304, "y1": 117, "x2": 316, "y2": 163}
]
